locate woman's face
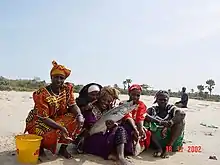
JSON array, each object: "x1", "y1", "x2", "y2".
[
  {"x1": 156, "y1": 95, "x2": 168, "y2": 108},
  {"x1": 88, "y1": 91, "x2": 99, "y2": 102},
  {"x1": 51, "y1": 74, "x2": 65, "y2": 88},
  {"x1": 129, "y1": 89, "x2": 141, "y2": 104},
  {"x1": 99, "y1": 97, "x2": 112, "y2": 110}
]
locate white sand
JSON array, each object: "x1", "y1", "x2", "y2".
[{"x1": 0, "y1": 91, "x2": 219, "y2": 165}]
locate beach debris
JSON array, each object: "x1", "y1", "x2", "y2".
[
  {"x1": 200, "y1": 122, "x2": 218, "y2": 129},
  {"x1": 11, "y1": 152, "x2": 16, "y2": 156},
  {"x1": 198, "y1": 104, "x2": 209, "y2": 107},
  {"x1": 183, "y1": 139, "x2": 192, "y2": 144},
  {"x1": 204, "y1": 132, "x2": 213, "y2": 136},
  {"x1": 209, "y1": 155, "x2": 217, "y2": 160}
]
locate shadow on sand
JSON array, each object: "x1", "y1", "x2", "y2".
[
  {"x1": 0, "y1": 150, "x2": 114, "y2": 165},
  {"x1": 0, "y1": 150, "x2": 19, "y2": 165},
  {"x1": 0, "y1": 148, "x2": 167, "y2": 165}
]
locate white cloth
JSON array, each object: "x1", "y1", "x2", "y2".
[{"x1": 88, "y1": 85, "x2": 100, "y2": 93}]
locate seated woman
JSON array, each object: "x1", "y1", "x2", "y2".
[
  {"x1": 80, "y1": 86, "x2": 132, "y2": 165},
  {"x1": 145, "y1": 90, "x2": 186, "y2": 158},
  {"x1": 76, "y1": 83, "x2": 102, "y2": 112},
  {"x1": 24, "y1": 61, "x2": 84, "y2": 159},
  {"x1": 175, "y1": 87, "x2": 188, "y2": 108},
  {"x1": 74, "y1": 83, "x2": 102, "y2": 146},
  {"x1": 122, "y1": 84, "x2": 151, "y2": 156}
]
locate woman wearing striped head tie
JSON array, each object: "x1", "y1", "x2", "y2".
[{"x1": 144, "y1": 90, "x2": 186, "y2": 158}]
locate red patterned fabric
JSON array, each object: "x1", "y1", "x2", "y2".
[{"x1": 128, "y1": 84, "x2": 142, "y2": 93}]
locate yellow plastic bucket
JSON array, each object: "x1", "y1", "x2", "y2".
[{"x1": 15, "y1": 134, "x2": 43, "y2": 164}]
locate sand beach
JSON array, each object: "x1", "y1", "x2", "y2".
[{"x1": 0, "y1": 91, "x2": 219, "y2": 165}]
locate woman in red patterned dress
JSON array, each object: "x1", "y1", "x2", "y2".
[
  {"x1": 24, "y1": 61, "x2": 84, "y2": 159},
  {"x1": 122, "y1": 84, "x2": 151, "y2": 155}
]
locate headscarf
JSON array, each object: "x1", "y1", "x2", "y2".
[
  {"x1": 128, "y1": 84, "x2": 142, "y2": 93},
  {"x1": 99, "y1": 86, "x2": 120, "y2": 102},
  {"x1": 50, "y1": 60, "x2": 71, "y2": 78},
  {"x1": 154, "y1": 90, "x2": 169, "y2": 104},
  {"x1": 88, "y1": 85, "x2": 101, "y2": 93},
  {"x1": 78, "y1": 83, "x2": 103, "y2": 98},
  {"x1": 76, "y1": 83, "x2": 102, "y2": 107}
]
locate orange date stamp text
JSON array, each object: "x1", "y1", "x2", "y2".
[{"x1": 166, "y1": 145, "x2": 202, "y2": 153}]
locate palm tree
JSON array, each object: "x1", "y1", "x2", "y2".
[
  {"x1": 33, "y1": 77, "x2": 41, "y2": 82},
  {"x1": 205, "y1": 79, "x2": 215, "y2": 96},
  {"x1": 126, "y1": 79, "x2": 132, "y2": 88},
  {"x1": 197, "y1": 85, "x2": 204, "y2": 93},
  {"x1": 114, "y1": 84, "x2": 119, "y2": 89},
  {"x1": 123, "y1": 81, "x2": 127, "y2": 90},
  {"x1": 168, "y1": 89, "x2": 171, "y2": 94},
  {"x1": 141, "y1": 84, "x2": 150, "y2": 91}
]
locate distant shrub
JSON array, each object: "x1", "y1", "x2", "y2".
[{"x1": 1, "y1": 76, "x2": 220, "y2": 102}]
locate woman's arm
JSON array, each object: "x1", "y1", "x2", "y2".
[
  {"x1": 145, "y1": 107, "x2": 162, "y2": 124},
  {"x1": 127, "y1": 118, "x2": 138, "y2": 131},
  {"x1": 145, "y1": 113, "x2": 161, "y2": 123},
  {"x1": 68, "y1": 104, "x2": 83, "y2": 117},
  {"x1": 124, "y1": 111, "x2": 138, "y2": 130},
  {"x1": 40, "y1": 117, "x2": 64, "y2": 130},
  {"x1": 69, "y1": 104, "x2": 84, "y2": 129},
  {"x1": 66, "y1": 83, "x2": 83, "y2": 117},
  {"x1": 135, "y1": 102, "x2": 147, "y2": 131}
]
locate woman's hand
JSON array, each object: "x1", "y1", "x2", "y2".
[
  {"x1": 161, "y1": 127, "x2": 168, "y2": 138},
  {"x1": 60, "y1": 126, "x2": 74, "y2": 141},
  {"x1": 138, "y1": 128, "x2": 146, "y2": 139},
  {"x1": 60, "y1": 126, "x2": 69, "y2": 136},
  {"x1": 84, "y1": 100, "x2": 97, "y2": 111},
  {"x1": 84, "y1": 102, "x2": 93, "y2": 111},
  {"x1": 77, "y1": 114, "x2": 84, "y2": 129},
  {"x1": 133, "y1": 128, "x2": 140, "y2": 141},
  {"x1": 160, "y1": 121, "x2": 171, "y2": 127}
]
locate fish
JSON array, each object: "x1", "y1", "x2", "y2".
[{"x1": 89, "y1": 101, "x2": 137, "y2": 135}]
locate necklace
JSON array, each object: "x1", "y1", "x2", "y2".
[
  {"x1": 92, "y1": 107, "x2": 102, "y2": 120},
  {"x1": 50, "y1": 86, "x2": 60, "y2": 96}
]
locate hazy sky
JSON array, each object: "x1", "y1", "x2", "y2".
[{"x1": 1, "y1": 0, "x2": 220, "y2": 93}]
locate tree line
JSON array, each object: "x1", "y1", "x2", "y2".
[{"x1": 0, "y1": 76, "x2": 219, "y2": 102}]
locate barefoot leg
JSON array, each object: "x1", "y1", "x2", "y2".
[
  {"x1": 58, "y1": 144, "x2": 72, "y2": 159},
  {"x1": 161, "y1": 122, "x2": 184, "y2": 158},
  {"x1": 39, "y1": 147, "x2": 46, "y2": 157},
  {"x1": 116, "y1": 144, "x2": 129, "y2": 165},
  {"x1": 151, "y1": 133, "x2": 162, "y2": 157}
]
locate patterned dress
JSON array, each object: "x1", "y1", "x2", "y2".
[
  {"x1": 25, "y1": 82, "x2": 79, "y2": 154},
  {"x1": 145, "y1": 104, "x2": 185, "y2": 150},
  {"x1": 82, "y1": 106, "x2": 129, "y2": 160}
]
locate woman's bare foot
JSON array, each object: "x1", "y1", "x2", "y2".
[
  {"x1": 38, "y1": 147, "x2": 50, "y2": 162},
  {"x1": 116, "y1": 158, "x2": 132, "y2": 165},
  {"x1": 108, "y1": 154, "x2": 117, "y2": 161},
  {"x1": 161, "y1": 150, "x2": 169, "y2": 159},
  {"x1": 39, "y1": 147, "x2": 46, "y2": 157},
  {"x1": 153, "y1": 149, "x2": 163, "y2": 157},
  {"x1": 58, "y1": 145, "x2": 72, "y2": 159}
]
